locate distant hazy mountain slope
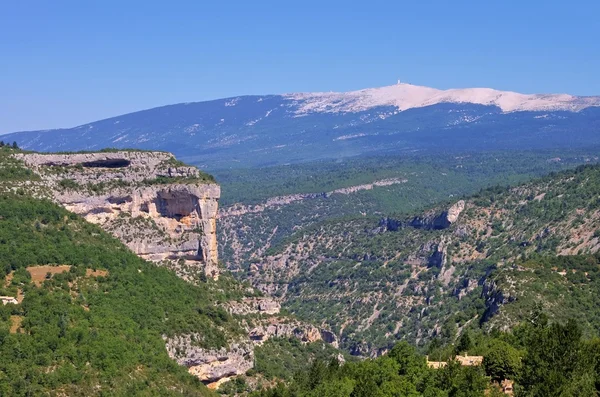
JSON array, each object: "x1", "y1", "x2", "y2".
[{"x1": 4, "y1": 84, "x2": 600, "y2": 168}]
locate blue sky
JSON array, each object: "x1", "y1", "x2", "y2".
[{"x1": 1, "y1": 0, "x2": 599, "y2": 133}]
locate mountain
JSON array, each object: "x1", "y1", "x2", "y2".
[
  {"x1": 226, "y1": 163, "x2": 600, "y2": 356},
  {"x1": 0, "y1": 148, "x2": 229, "y2": 395},
  {"x1": 0, "y1": 147, "x2": 343, "y2": 394},
  {"x1": 5, "y1": 138, "x2": 600, "y2": 394},
  {"x1": 4, "y1": 83, "x2": 600, "y2": 169},
  {"x1": 216, "y1": 148, "x2": 600, "y2": 272}
]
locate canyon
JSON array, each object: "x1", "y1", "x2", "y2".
[{"x1": 11, "y1": 150, "x2": 340, "y2": 385}]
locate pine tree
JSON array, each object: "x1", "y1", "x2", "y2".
[{"x1": 455, "y1": 331, "x2": 472, "y2": 355}]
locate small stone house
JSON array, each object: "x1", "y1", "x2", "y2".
[
  {"x1": 455, "y1": 354, "x2": 484, "y2": 366},
  {"x1": 426, "y1": 353, "x2": 483, "y2": 369},
  {"x1": 0, "y1": 296, "x2": 18, "y2": 305},
  {"x1": 426, "y1": 360, "x2": 447, "y2": 369}
]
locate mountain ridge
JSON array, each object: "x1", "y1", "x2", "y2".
[
  {"x1": 285, "y1": 82, "x2": 600, "y2": 114},
  {"x1": 3, "y1": 83, "x2": 600, "y2": 169},
  {"x1": 8, "y1": 82, "x2": 600, "y2": 137}
]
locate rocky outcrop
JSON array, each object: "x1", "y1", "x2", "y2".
[
  {"x1": 165, "y1": 335, "x2": 253, "y2": 383},
  {"x1": 410, "y1": 200, "x2": 466, "y2": 230},
  {"x1": 453, "y1": 278, "x2": 479, "y2": 300},
  {"x1": 481, "y1": 279, "x2": 516, "y2": 323},
  {"x1": 248, "y1": 321, "x2": 338, "y2": 348},
  {"x1": 16, "y1": 151, "x2": 220, "y2": 279},
  {"x1": 15, "y1": 151, "x2": 200, "y2": 182},
  {"x1": 378, "y1": 217, "x2": 402, "y2": 232},
  {"x1": 446, "y1": 200, "x2": 466, "y2": 223},
  {"x1": 165, "y1": 317, "x2": 339, "y2": 383},
  {"x1": 379, "y1": 200, "x2": 466, "y2": 233},
  {"x1": 348, "y1": 341, "x2": 389, "y2": 358},
  {"x1": 428, "y1": 242, "x2": 447, "y2": 268},
  {"x1": 224, "y1": 297, "x2": 281, "y2": 315}
]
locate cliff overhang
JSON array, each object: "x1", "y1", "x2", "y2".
[{"x1": 16, "y1": 150, "x2": 221, "y2": 279}]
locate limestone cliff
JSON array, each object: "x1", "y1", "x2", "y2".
[
  {"x1": 379, "y1": 200, "x2": 466, "y2": 232},
  {"x1": 16, "y1": 151, "x2": 220, "y2": 279},
  {"x1": 165, "y1": 335, "x2": 254, "y2": 383},
  {"x1": 14, "y1": 150, "x2": 343, "y2": 385},
  {"x1": 164, "y1": 315, "x2": 339, "y2": 384}
]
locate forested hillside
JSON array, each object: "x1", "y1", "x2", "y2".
[
  {"x1": 240, "y1": 164, "x2": 600, "y2": 356},
  {"x1": 7, "y1": 143, "x2": 600, "y2": 395},
  {"x1": 217, "y1": 148, "x2": 600, "y2": 273},
  {"x1": 0, "y1": 147, "x2": 240, "y2": 395},
  {"x1": 0, "y1": 146, "x2": 351, "y2": 396},
  {"x1": 0, "y1": 193, "x2": 242, "y2": 395},
  {"x1": 252, "y1": 317, "x2": 600, "y2": 396},
  {"x1": 215, "y1": 148, "x2": 599, "y2": 206}
]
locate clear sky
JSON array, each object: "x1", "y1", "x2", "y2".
[{"x1": 1, "y1": 0, "x2": 599, "y2": 133}]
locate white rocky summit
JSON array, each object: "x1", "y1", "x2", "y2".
[{"x1": 285, "y1": 82, "x2": 600, "y2": 115}]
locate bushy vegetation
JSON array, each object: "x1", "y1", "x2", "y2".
[
  {"x1": 215, "y1": 148, "x2": 598, "y2": 206},
  {"x1": 232, "y1": 162, "x2": 600, "y2": 355},
  {"x1": 218, "y1": 148, "x2": 600, "y2": 293},
  {"x1": 0, "y1": 194, "x2": 237, "y2": 395},
  {"x1": 252, "y1": 317, "x2": 600, "y2": 397},
  {"x1": 254, "y1": 338, "x2": 348, "y2": 381},
  {"x1": 0, "y1": 145, "x2": 36, "y2": 183}
]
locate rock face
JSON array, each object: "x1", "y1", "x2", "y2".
[
  {"x1": 223, "y1": 297, "x2": 281, "y2": 316},
  {"x1": 380, "y1": 200, "x2": 466, "y2": 232},
  {"x1": 428, "y1": 241, "x2": 447, "y2": 269},
  {"x1": 16, "y1": 151, "x2": 220, "y2": 279},
  {"x1": 165, "y1": 335, "x2": 254, "y2": 382},
  {"x1": 481, "y1": 279, "x2": 516, "y2": 325},
  {"x1": 248, "y1": 320, "x2": 338, "y2": 348},
  {"x1": 165, "y1": 316, "x2": 339, "y2": 383},
  {"x1": 410, "y1": 200, "x2": 466, "y2": 230},
  {"x1": 446, "y1": 200, "x2": 466, "y2": 224}
]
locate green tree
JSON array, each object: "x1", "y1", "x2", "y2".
[
  {"x1": 388, "y1": 341, "x2": 427, "y2": 380},
  {"x1": 519, "y1": 319, "x2": 583, "y2": 396},
  {"x1": 343, "y1": 358, "x2": 400, "y2": 397},
  {"x1": 437, "y1": 360, "x2": 488, "y2": 397},
  {"x1": 455, "y1": 331, "x2": 473, "y2": 355},
  {"x1": 441, "y1": 318, "x2": 457, "y2": 345},
  {"x1": 483, "y1": 339, "x2": 521, "y2": 382},
  {"x1": 308, "y1": 378, "x2": 355, "y2": 397}
]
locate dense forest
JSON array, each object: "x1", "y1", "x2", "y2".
[
  {"x1": 252, "y1": 315, "x2": 599, "y2": 397},
  {"x1": 0, "y1": 193, "x2": 242, "y2": 395},
  {"x1": 0, "y1": 146, "x2": 235, "y2": 395},
  {"x1": 214, "y1": 147, "x2": 600, "y2": 207}
]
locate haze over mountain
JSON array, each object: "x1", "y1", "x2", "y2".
[{"x1": 4, "y1": 83, "x2": 600, "y2": 169}]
